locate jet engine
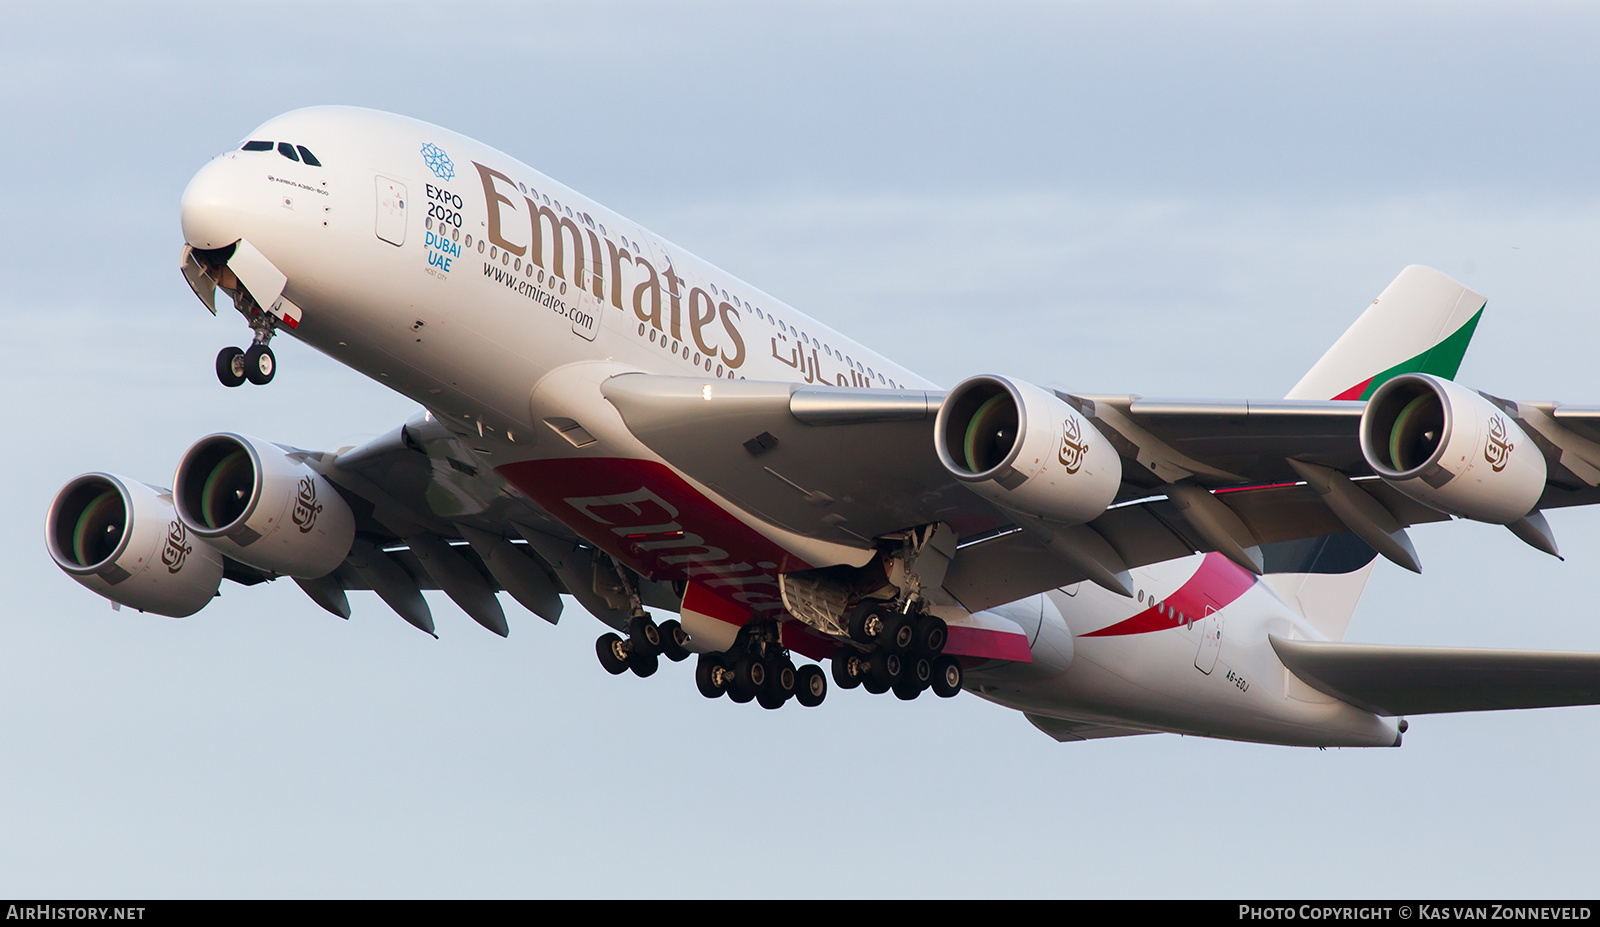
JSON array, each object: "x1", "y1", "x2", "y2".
[
  {"x1": 47, "y1": 473, "x2": 224, "y2": 617},
  {"x1": 934, "y1": 375, "x2": 1121, "y2": 524},
  {"x1": 1359, "y1": 373, "x2": 1546, "y2": 524},
  {"x1": 172, "y1": 433, "x2": 355, "y2": 578}
]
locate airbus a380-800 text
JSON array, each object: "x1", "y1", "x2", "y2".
[{"x1": 47, "y1": 107, "x2": 1600, "y2": 746}]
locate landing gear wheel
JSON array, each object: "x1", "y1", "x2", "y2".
[
  {"x1": 628, "y1": 649, "x2": 659, "y2": 678},
  {"x1": 932, "y1": 656, "x2": 963, "y2": 698},
  {"x1": 894, "y1": 656, "x2": 932, "y2": 700},
  {"x1": 831, "y1": 650, "x2": 863, "y2": 690},
  {"x1": 795, "y1": 665, "x2": 827, "y2": 707},
  {"x1": 848, "y1": 602, "x2": 884, "y2": 645},
  {"x1": 868, "y1": 650, "x2": 903, "y2": 692},
  {"x1": 880, "y1": 613, "x2": 915, "y2": 654},
  {"x1": 767, "y1": 659, "x2": 797, "y2": 704},
  {"x1": 215, "y1": 347, "x2": 246, "y2": 387},
  {"x1": 734, "y1": 656, "x2": 767, "y2": 699},
  {"x1": 913, "y1": 615, "x2": 948, "y2": 656},
  {"x1": 659, "y1": 619, "x2": 691, "y2": 662},
  {"x1": 596, "y1": 633, "x2": 630, "y2": 675},
  {"x1": 695, "y1": 653, "x2": 727, "y2": 699},
  {"x1": 244, "y1": 344, "x2": 276, "y2": 385},
  {"x1": 628, "y1": 614, "x2": 662, "y2": 655},
  {"x1": 757, "y1": 690, "x2": 787, "y2": 710},
  {"x1": 727, "y1": 685, "x2": 755, "y2": 704}
]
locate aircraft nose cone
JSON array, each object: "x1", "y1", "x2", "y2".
[{"x1": 180, "y1": 155, "x2": 245, "y2": 250}]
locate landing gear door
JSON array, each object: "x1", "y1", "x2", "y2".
[{"x1": 375, "y1": 176, "x2": 407, "y2": 246}]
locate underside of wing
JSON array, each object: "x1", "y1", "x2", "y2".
[{"x1": 1272, "y1": 636, "x2": 1600, "y2": 715}]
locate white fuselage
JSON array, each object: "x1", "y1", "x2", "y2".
[{"x1": 179, "y1": 106, "x2": 1399, "y2": 747}]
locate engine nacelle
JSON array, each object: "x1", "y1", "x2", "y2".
[
  {"x1": 172, "y1": 433, "x2": 355, "y2": 578},
  {"x1": 935, "y1": 375, "x2": 1121, "y2": 524},
  {"x1": 46, "y1": 473, "x2": 223, "y2": 617},
  {"x1": 1359, "y1": 374, "x2": 1546, "y2": 524}
]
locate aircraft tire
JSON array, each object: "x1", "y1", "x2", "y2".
[
  {"x1": 244, "y1": 344, "x2": 275, "y2": 385},
  {"x1": 628, "y1": 649, "x2": 659, "y2": 678},
  {"x1": 695, "y1": 653, "x2": 726, "y2": 698},
  {"x1": 880, "y1": 613, "x2": 914, "y2": 654},
  {"x1": 768, "y1": 658, "x2": 797, "y2": 703},
  {"x1": 831, "y1": 650, "x2": 862, "y2": 690},
  {"x1": 216, "y1": 347, "x2": 246, "y2": 387},
  {"x1": 628, "y1": 614, "x2": 663, "y2": 655},
  {"x1": 795, "y1": 665, "x2": 827, "y2": 707},
  {"x1": 869, "y1": 650, "x2": 904, "y2": 690},
  {"x1": 913, "y1": 615, "x2": 948, "y2": 656},
  {"x1": 659, "y1": 619, "x2": 691, "y2": 661},
  {"x1": 733, "y1": 655, "x2": 766, "y2": 699},
  {"x1": 596, "y1": 633, "x2": 631, "y2": 675},
  {"x1": 757, "y1": 690, "x2": 786, "y2": 710},
  {"x1": 847, "y1": 602, "x2": 882, "y2": 645},
  {"x1": 727, "y1": 685, "x2": 755, "y2": 704},
  {"x1": 932, "y1": 656, "x2": 963, "y2": 698}
]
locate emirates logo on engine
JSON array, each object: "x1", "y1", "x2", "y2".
[
  {"x1": 1058, "y1": 416, "x2": 1088, "y2": 474},
  {"x1": 1485, "y1": 414, "x2": 1514, "y2": 473},
  {"x1": 291, "y1": 477, "x2": 323, "y2": 533},
  {"x1": 162, "y1": 520, "x2": 192, "y2": 574}
]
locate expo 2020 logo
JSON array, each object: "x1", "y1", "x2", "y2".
[{"x1": 421, "y1": 143, "x2": 455, "y2": 181}]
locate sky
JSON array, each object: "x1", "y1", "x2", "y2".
[{"x1": 4, "y1": 0, "x2": 1600, "y2": 898}]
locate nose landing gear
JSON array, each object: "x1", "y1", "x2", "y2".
[
  {"x1": 216, "y1": 343, "x2": 276, "y2": 387},
  {"x1": 216, "y1": 312, "x2": 278, "y2": 388}
]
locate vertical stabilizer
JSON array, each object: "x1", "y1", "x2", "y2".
[
  {"x1": 1286, "y1": 265, "x2": 1485, "y2": 402},
  {"x1": 1273, "y1": 266, "x2": 1486, "y2": 639}
]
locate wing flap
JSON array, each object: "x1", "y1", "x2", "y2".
[{"x1": 1271, "y1": 636, "x2": 1600, "y2": 716}]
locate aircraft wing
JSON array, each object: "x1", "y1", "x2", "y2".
[
  {"x1": 1271, "y1": 637, "x2": 1600, "y2": 715},
  {"x1": 601, "y1": 375, "x2": 1600, "y2": 612},
  {"x1": 214, "y1": 411, "x2": 683, "y2": 634}
]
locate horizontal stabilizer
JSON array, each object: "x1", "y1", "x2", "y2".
[{"x1": 1271, "y1": 636, "x2": 1600, "y2": 715}]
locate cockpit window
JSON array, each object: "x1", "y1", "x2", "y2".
[
  {"x1": 241, "y1": 140, "x2": 273, "y2": 151},
  {"x1": 277, "y1": 142, "x2": 300, "y2": 162},
  {"x1": 296, "y1": 145, "x2": 321, "y2": 167}
]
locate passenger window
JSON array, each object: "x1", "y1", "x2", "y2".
[
  {"x1": 241, "y1": 140, "x2": 272, "y2": 152},
  {"x1": 277, "y1": 142, "x2": 300, "y2": 162},
  {"x1": 296, "y1": 146, "x2": 321, "y2": 167}
]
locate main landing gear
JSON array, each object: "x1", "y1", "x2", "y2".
[
  {"x1": 831, "y1": 601, "x2": 963, "y2": 701},
  {"x1": 692, "y1": 622, "x2": 828, "y2": 710},
  {"x1": 596, "y1": 613, "x2": 692, "y2": 679}
]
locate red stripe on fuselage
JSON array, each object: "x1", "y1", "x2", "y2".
[
  {"x1": 944, "y1": 625, "x2": 1034, "y2": 662},
  {"x1": 497, "y1": 457, "x2": 811, "y2": 616},
  {"x1": 1081, "y1": 552, "x2": 1255, "y2": 637}
]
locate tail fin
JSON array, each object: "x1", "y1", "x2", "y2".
[
  {"x1": 1269, "y1": 266, "x2": 1486, "y2": 639},
  {"x1": 1286, "y1": 265, "x2": 1485, "y2": 402}
]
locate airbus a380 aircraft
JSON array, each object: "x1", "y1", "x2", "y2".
[{"x1": 47, "y1": 106, "x2": 1600, "y2": 746}]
